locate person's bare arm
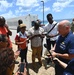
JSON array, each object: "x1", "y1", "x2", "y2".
[
  {"x1": 53, "y1": 57, "x2": 67, "y2": 68},
  {"x1": 50, "y1": 44, "x2": 56, "y2": 52},
  {"x1": 51, "y1": 51, "x2": 74, "y2": 60},
  {"x1": 49, "y1": 43, "x2": 74, "y2": 60},
  {"x1": 56, "y1": 53, "x2": 74, "y2": 60},
  {"x1": 15, "y1": 40, "x2": 27, "y2": 45}
]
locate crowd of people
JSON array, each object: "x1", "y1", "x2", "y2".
[
  {"x1": 0, "y1": 16, "x2": 27, "y2": 75},
  {"x1": 0, "y1": 14, "x2": 74, "y2": 75}
]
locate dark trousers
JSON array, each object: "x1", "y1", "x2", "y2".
[
  {"x1": 46, "y1": 38, "x2": 56, "y2": 50},
  {"x1": 20, "y1": 47, "x2": 27, "y2": 63},
  {"x1": 46, "y1": 38, "x2": 56, "y2": 64}
]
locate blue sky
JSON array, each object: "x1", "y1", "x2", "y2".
[{"x1": 0, "y1": 0, "x2": 74, "y2": 21}]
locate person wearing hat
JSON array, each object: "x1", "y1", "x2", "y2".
[
  {"x1": 53, "y1": 57, "x2": 74, "y2": 75},
  {"x1": 15, "y1": 24, "x2": 28, "y2": 63},
  {"x1": 28, "y1": 21, "x2": 44, "y2": 69}
]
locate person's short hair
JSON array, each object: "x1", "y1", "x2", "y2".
[
  {"x1": 18, "y1": 19, "x2": 23, "y2": 25},
  {"x1": 31, "y1": 21, "x2": 40, "y2": 26},
  {"x1": 64, "y1": 20, "x2": 71, "y2": 27},
  {"x1": 36, "y1": 19, "x2": 42, "y2": 25},
  {"x1": 0, "y1": 48, "x2": 14, "y2": 75},
  {"x1": 47, "y1": 13, "x2": 53, "y2": 18},
  {"x1": 0, "y1": 16, "x2": 6, "y2": 27}
]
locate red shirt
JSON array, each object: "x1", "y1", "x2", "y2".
[
  {"x1": 0, "y1": 26, "x2": 12, "y2": 48},
  {"x1": 0, "y1": 26, "x2": 8, "y2": 35},
  {"x1": 15, "y1": 32, "x2": 27, "y2": 49}
]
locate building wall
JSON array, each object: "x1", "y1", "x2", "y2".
[
  {"x1": 6, "y1": 14, "x2": 38, "y2": 30},
  {"x1": 7, "y1": 14, "x2": 38, "y2": 42}
]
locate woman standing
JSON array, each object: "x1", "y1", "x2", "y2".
[{"x1": 15, "y1": 24, "x2": 28, "y2": 63}]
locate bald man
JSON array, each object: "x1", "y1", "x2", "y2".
[{"x1": 50, "y1": 20, "x2": 74, "y2": 75}]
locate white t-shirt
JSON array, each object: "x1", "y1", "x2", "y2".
[{"x1": 44, "y1": 21, "x2": 59, "y2": 41}]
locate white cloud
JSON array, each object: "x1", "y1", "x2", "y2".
[
  {"x1": 16, "y1": 0, "x2": 39, "y2": 7},
  {"x1": 15, "y1": 6, "x2": 32, "y2": 14},
  {"x1": 52, "y1": 0, "x2": 74, "y2": 12},
  {"x1": 0, "y1": 0, "x2": 53, "y2": 19},
  {"x1": 35, "y1": 7, "x2": 41, "y2": 11},
  {"x1": 0, "y1": 0, "x2": 13, "y2": 12},
  {"x1": 16, "y1": 0, "x2": 50, "y2": 13},
  {"x1": 57, "y1": 0, "x2": 67, "y2": 1},
  {"x1": 16, "y1": 0, "x2": 49, "y2": 8},
  {"x1": 1, "y1": 10, "x2": 16, "y2": 19},
  {"x1": 44, "y1": 7, "x2": 50, "y2": 12},
  {"x1": 35, "y1": 6, "x2": 50, "y2": 12}
]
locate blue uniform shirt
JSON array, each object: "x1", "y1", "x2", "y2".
[
  {"x1": 63, "y1": 58, "x2": 74, "y2": 75},
  {"x1": 55, "y1": 31, "x2": 74, "y2": 63},
  {"x1": 55, "y1": 31, "x2": 74, "y2": 75}
]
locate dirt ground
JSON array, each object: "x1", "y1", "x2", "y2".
[{"x1": 12, "y1": 43, "x2": 55, "y2": 75}]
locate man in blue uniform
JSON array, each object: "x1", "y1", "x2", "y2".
[{"x1": 50, "y1": 20, "x2": 74, "y2": 75}]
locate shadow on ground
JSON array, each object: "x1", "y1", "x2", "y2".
[
  {"x1": 26, "y1": 62, "x2": 42, "y2": 74},
  {"x1": 26, "y1": 58, "x2": 55, "y2": 75}
]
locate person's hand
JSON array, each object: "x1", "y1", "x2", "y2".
[
  {"x1": 14, "y1": 50, "x2": 20, "y2": 59},
  {"x1": 51, "y1": 51, "x2": 57, "y2": 58},
  {"x1": 50, "y1": 49, "x2": 54, "y2": 53},
  {"x1": 53, "y1": 57, "x2": 59, "y2": 61},
  {"x1": 46, "y1": 50, "x2": 55, "y2": 58},
  {"x1": 46, "y1": 53, "x2": 51, "y2": 57},
  {"x1": 23, "y1": 39, "x2": 29, "y2": 43},
  {"x1": 53, "y1": 57, "x2": 59, "y2": 64},
  {"x1": 46, "y1": 34, "x2": 54, "y2": 38}
]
